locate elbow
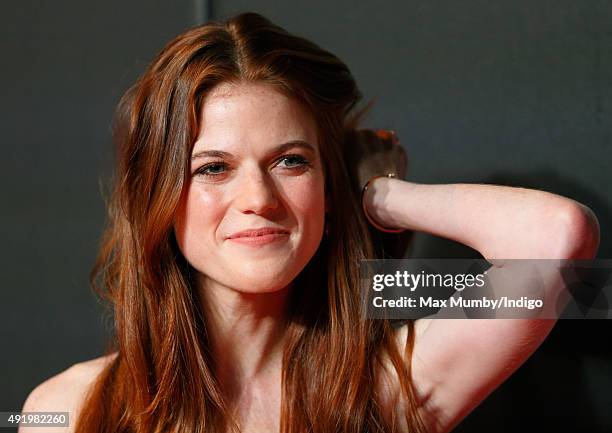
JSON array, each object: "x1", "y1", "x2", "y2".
[{"x1": 554, "y1": 202, "x2": 600, "y2": 260}]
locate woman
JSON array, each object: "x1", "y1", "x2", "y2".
[{"x1": 20, "y1": 11, "x2": 599, "y2": 433}]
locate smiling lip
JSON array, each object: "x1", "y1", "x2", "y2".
[{"x1": 227, "y1": 228, "x2": 289, "y2": 247}]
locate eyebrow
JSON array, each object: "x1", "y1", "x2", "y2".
[{"x1": 191, "y1": 140, "x2": 317, "y2": 160}]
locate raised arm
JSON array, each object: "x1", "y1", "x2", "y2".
[
  {"x1": 364, "y1": 180, "x2": 599, "y2": 260},
  {"x1": 364, "y1": 178, "x2": 600, "y2": 433}
]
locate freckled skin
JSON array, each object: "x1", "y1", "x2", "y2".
[{"x1": 173, "y1": 82, "x2": 326, "y2": 295}]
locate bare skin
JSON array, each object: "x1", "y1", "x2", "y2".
[
  {"x1": 365, "y1": 178, "x2": 600, "y2": 433},
  {"x1": 18, "y1": 354, "x2": 117, "y2": 433},
  {"x1": 172, "y1": 81, "x2": 324, "y2": 431},
  {"x1": 19, "y1": 182, "x2": 599, "y2": 433},
  {"x1": 19, "y1": 84, "x2": 600, "y2": 433}
]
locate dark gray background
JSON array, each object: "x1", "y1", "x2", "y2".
[{"x1": 2, "y1": 1, "x2": 610, "y2": 432}]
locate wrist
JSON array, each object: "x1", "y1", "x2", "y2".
[{"x1": 361, "y1": 174, "x2": 406, "y2": 233}]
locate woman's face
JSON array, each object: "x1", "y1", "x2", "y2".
[{"x1": 173, "y1": 81, "x2": 326, "y2": 295}]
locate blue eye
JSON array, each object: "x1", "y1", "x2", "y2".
[
  {"x1": 194, "y1": 154, "x2": 310, "y2": 178},
  {"x1": 196, "y1": 162, "x2": 227, "y2": 177},
  {"x1": 277, "y1": 155, "x2": 309, "y2": 168}
]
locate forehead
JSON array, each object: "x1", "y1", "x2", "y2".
[{"x1": 194, "y1": 81, "x2": 319, "y2": 152}]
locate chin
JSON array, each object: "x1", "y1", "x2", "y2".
[
  {"x1": 234, "y1": 284, "x2": 292, "y2": 295},
  {"x1": 234, "y1": 271, "x2": 296, "y2": 294}
]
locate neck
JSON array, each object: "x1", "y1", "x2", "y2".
[{"x1": 196, "y1": 275, "x2": 292, "y2": 400}]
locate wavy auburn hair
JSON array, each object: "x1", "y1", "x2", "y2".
[{"x1": 76, "y1": 11, "x2": 425, "y2": 433}]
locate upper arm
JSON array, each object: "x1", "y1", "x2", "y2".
[
  {"x1": 402, "y1": 204, "x2": 600, "y2": 433},
  {"x1": 408, "y1": 317, "x2": 556, "y2": 433}
]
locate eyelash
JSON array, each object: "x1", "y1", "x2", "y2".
[{"x1": 194, "y1": 154, "x2": 311, "y2": 178}]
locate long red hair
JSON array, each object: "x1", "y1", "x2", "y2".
[{"x1": 76, "y1": 12, "x2": 425, "y2": 433}]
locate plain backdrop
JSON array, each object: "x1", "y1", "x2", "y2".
[{"x1": 2, "y1": 1, "x2": 610, "y2": 432}]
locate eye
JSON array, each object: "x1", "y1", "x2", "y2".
[
  {"x1": 193, "y1": 154, "x2": 311, "y2": 179},
  {"x1": 195, "y1": 162, "x2": 227, "y2": 178},
  {"x1": 277, "y1": 154, "x2": 310, "y2": 169}
]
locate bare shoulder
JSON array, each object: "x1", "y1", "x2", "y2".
[{"x1": 19, "y1": 352, "x2": 118, "y2": 433}]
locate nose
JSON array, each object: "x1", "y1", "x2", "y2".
[{"x1": 235, "y1": 166, "x2": 280, "y2": 215}]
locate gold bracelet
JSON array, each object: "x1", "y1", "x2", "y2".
[{"x1": 360, "y1": 173, "x2": 406, "y2": 233}]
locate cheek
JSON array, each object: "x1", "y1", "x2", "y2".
[
  {"x1": 174, "y1": 174, "x2": 326, "y2": 262},
  {"x1": 283, "y1": 176, "x2": 326, "y2": 231},
  {"x1": 174, "y1": 185, "x2": 226, "y2": 257}
]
